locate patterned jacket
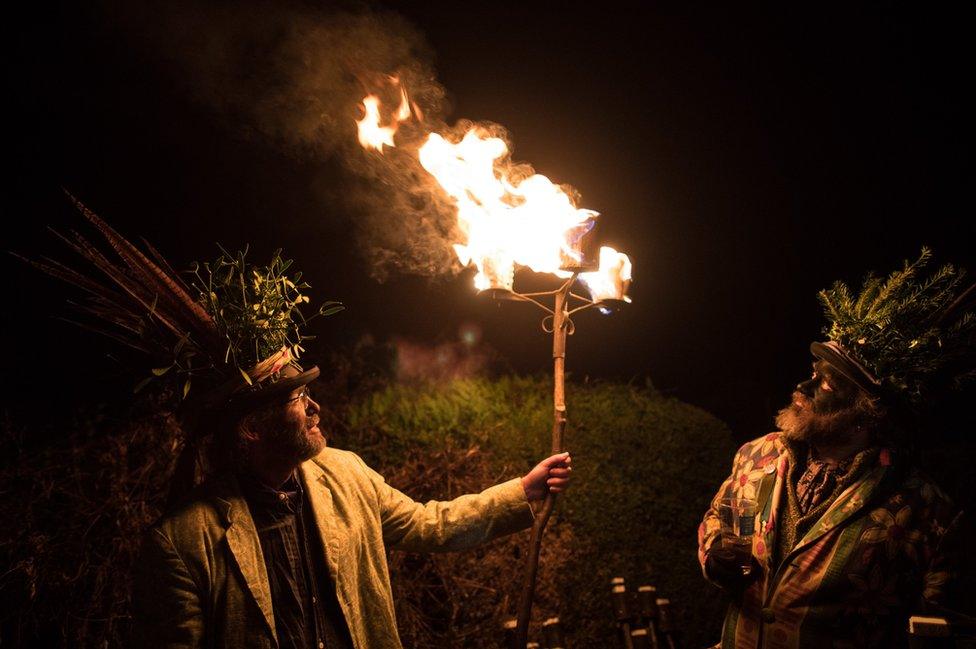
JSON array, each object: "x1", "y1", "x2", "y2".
[
  {"x1": 698, "y1": 432, "x2": 961, "y2": 649},
  {"x1": 131, "y1": 447, "x2": 534, "y2": 649}
]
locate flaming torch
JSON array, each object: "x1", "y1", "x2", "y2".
[{"x1": 356, "y1": 82, "x2": 633, "y2": 647}]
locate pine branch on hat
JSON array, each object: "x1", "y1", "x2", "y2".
[{"x1": 817, "y1": 247, "x2": 976, "y2": 406}]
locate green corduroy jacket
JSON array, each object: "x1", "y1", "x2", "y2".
[{"x1": 131, "y1": 447, "x2": 535, "y2": 649}]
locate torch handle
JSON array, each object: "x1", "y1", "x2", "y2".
[
  {"x1": 514, "y1": 282, "x2": 571, "y2": 649},
  {"x1": 514, "y1": 417, "x2": 564, "y2": 649}
]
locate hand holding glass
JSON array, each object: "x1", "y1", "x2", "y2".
[{"x1": 718, "y1": 498, "x2": 758, "y2": 575}]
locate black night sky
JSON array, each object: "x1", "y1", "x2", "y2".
[{"x1": 7, "y1": 2, "x2": 974, "y2": 439}]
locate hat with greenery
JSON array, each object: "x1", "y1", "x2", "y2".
[
  {"x1": 21, "y1": 192, "x2": 343, "y2": 413},
  {"x1": 813, "y1": 247, "x2": 975, "y2": 407}
]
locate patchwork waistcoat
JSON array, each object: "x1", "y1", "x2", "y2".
[{"x1": 698, "y1": 433, "x2": 961, "y2": 649}]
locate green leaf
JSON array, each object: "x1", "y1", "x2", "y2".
[
  {"x1": 174, "y1": 332, "x2": 190, "y2": 354},
  {"x1": 239, "y1": 367, "x2": 253, "y2": 385},
  {"x1": 133, "y1": 376, "x2": 153, "y2": 393},
  {"x1": 320, "y1": 302, "x2": 345, "y2": 316},
  {"x1": 152, "y1": 365, "x2": 173, "y2": 376},
  {"x1": 182, "y1": 377, "x2": 192, "y2": 399}
]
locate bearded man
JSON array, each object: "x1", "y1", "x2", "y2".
[
  {"x1": 28, "y1": 200, "x2": 572, "y2": 649},
  {"x1": 698, "y1": 251, "x2": 972, "y2": 649},
  {"x1": 132, "y1": 364, "x2": 572, "y2": 649}
]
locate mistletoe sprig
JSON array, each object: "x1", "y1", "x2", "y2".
[
  {"x1": 189, "y1": 245, "x2": 343, "y2": 384},
  {"x1": 818, "y1": 247, "x2": 976, "y2": 404}
]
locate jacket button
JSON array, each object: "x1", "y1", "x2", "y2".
[{"x1": 761, "y1": 607, "x2": 776, "y2": 624}]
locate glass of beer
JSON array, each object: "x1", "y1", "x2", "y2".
[{"x1": 718, "y1": 498, "x2": 758, "y2": 575}]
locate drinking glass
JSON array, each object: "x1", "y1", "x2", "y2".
[{"x1": 718, "y1": 498, "x2": 758, "y2": 575}]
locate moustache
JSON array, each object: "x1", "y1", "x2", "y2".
[
  {"x1": 307, "y1": 417, "x2": 320, "y2": 429},
  {"x1": 791, "y1": 391, "x2": 810, "y2": 410}
]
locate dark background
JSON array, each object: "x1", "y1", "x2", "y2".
[{"x1": 6, "y1": 2, "x2": 973, "y2": 440}]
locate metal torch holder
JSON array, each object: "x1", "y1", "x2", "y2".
[{"x1": 489, "y1": 273, "x2": 624, "y2": 649}]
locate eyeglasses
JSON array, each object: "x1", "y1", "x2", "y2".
[{"x1": 280, "y1": 387, "x2": 312, "y2": 407}]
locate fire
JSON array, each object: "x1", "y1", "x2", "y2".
[
  {"x1": 355, "y1": 82, "x2": 632, "y2": 303},
  {"x1": 418, "y1": 130, "x2": 597, "y2": 291},
  {"x1": 356, "y1": 87, "x2": 413, "y2": 152},
  {"x1": 579, "y1": 246, "x2": 632, "y2": 304}
]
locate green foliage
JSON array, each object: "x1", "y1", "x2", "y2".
[
  {"x1": 6, "y1": 371, "x2": 975, "y2": 647},
  {"x1": 818, "y1": 248, "x2": 976, "y2": 404},
  {"x1": 24, "y1": 197, "x2": 344, "y2": 403},
  {"x1": 189, "y1": 246, "x2": 343, "y2": 375},
  {"x1": 343, "y1": 376, "x2": 736, "y2": 647}
]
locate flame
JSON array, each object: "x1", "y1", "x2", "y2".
[
  {"x1": 356, "y1": 87, "x2": 413, "y2": 153},
  {"x1": 355, "y1": 80, "x2": 631, "y2": 301},
  {"x1": 419, "y1": 129, "x2": 597, "y2": 290},
  {"x1": 395, "y1": 87, "x2": 411, "y2": 121},
  {"x1": 579, "y1": 246, "x2": 632, "y2": 303}
]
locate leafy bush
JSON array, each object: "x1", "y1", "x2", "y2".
[{"x1": 341, "y1": 375, "x2": 737, "y2": 647}]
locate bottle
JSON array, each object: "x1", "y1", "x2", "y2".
[
  {"x1": 630, "y1": 628, "x2": 651, "y2": 649},
  {"x1": 542, "y1": 616, "x2": 567, "y2": 649},
  {"x1": 656, "y1": 598, "x2": 678, "y2": 649},
  {"x1": 636, "y1": 585, "x2": 661, "y2": 649},
  {"x1": 500, "y1": 616, "x2": 517, "y2": 649},
  {"x1": 610, "y1": 577, "x2": 634, "y2": 649}
]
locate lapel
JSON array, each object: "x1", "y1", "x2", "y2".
[
  {"x1": 789, "y1": 456, "x2": 891, "y2": 556},
  {"x1": 758, "y1": 453, "x2": 788, "y2": 574},
  {"x1": 299, "y1": 459, "x2": 341, "y2": 580},
  {"x1": 211, "y1": 473, "x2": 277, "y2": 644}
]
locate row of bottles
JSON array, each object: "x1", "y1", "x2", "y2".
[
  {"x1": 498, "y1": 576, "x2": 679, "y2": 648},
  {"x1": 611, "y1": 577, "x2": 679, "y2": 649},
  {"x1": 500, "y1": 615, "x2": 566, "y2": 649}
]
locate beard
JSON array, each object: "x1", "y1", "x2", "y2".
[
  {"x1": 775, "y1": 392, "x2": 869, "y2": 447},
  {"x1": 262, "y1": 411, "x2": 326, "y2": 463}
]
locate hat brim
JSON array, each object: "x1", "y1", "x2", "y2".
[
  {"x1": 810, "y1": 342, "x2": 881, "y2": 395},
  {"x1": 223, "y1": 365, "x2": 321, "y2": 412}
]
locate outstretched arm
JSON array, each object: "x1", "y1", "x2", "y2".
[{"x1": 361, "y1": 452, "x2": 572, "y2": 553}]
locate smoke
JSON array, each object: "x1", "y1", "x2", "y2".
[{"x1": 108, "y1": 0, "x2": 468, "y2": 280}]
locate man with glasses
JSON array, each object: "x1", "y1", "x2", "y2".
[
  {"x1": 132, "y1": 363, "x2": 572, "y2": 649},
  {"x1": 24, "y1": 207, "x2": 569, "y2": 649}
]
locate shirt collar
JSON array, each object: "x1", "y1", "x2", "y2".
[{"x1": 238, "y1": 470, "x2": 304, "y2": 514}]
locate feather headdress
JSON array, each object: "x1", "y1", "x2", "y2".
[{"x1": 19, "y1": 191, "x2": 343, "y2": 408}]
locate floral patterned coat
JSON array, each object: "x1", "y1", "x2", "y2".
[{"x1": 698, "y1": 432, "x2": 961, "y2": 649}]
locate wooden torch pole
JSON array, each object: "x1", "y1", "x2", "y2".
[{"x1": 514, "y1": 278, "x2": 572, "y2": 649}]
